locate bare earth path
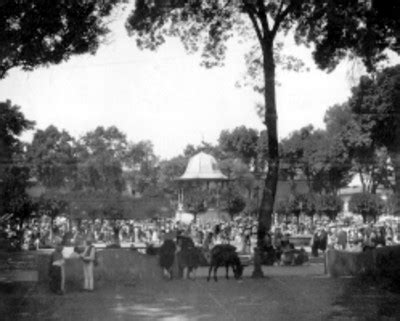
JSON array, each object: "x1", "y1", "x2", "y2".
[{"x1": 1, "y1": 265, "x2": 400, "y2": 321}]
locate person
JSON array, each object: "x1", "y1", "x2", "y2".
[
  {"x1": 80, "y1": 238, "x2": 96, "y2": 291},
  {"x1": 49, "y1": 242, "x2": 65, "y2": 294},
  {"x1": 159, "y1": 233, "x2": 177, "y2": 279}
]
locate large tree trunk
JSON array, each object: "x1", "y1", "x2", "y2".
[{"x1": 252, "y1": 41, "x2": 279, "y2": 278}]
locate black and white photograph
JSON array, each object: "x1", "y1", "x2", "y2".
[{"x1": 1, "y1": 0, "x2": 400, "y2": 320}]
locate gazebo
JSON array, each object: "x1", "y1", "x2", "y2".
[{"x1": 175, "y1": 152, "x2": 229, "y2": 222}]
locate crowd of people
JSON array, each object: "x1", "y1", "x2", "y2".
[
  {"x1": 310, "y1": 223, "x2": 397, "y2": 256},
  {"x1": 2, "y1": 214, "x2": 399, "y2": 256},
  {"x1": 2, "y1": 213, "x2": 400, "y2": 295}
]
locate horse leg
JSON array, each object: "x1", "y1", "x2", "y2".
[
  {"x1": 214, "y1": 265, "x2": 218, "y2": 282},
  {"x1": 207, "y1": 265, "x2": 213, "y2": 282},
  {"x1": 225, "y1": 264, "x2": 229, "y2": 280}
]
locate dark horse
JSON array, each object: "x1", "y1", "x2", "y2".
[
  {"x1": 159, "y1": 236, "x2": 203, "y2": 279},
  {"x1": 207, "y1": 244, "x2": 243, "y2": 282},
  {"x1": 159, "y1": 239, "x2": 176, "y2": 279}
]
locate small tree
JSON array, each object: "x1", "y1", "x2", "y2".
[
  {"x1": 38, "y1": 196, "x2": 69, "y2": 241},
  {"x1": 224, "y1": 194, "x2": 246, "y2": 220},
  {"x1": 287, "y1": 194, "x2": 302, "y2": 225},
  {"x1": 349, "y1": 193, "x2": 384, "y2": 223},
  {"x1": 184, "y1": 189, "x2": 209, "y2": 221},
  {"x1": 300, "y1": 193, "x2": 317, "y2": 220},
  {"x1": 275, "y1": 198, "x2": 290, "y2": 223},
  {"x1": 316, "y1": 194, "x2": 343, "y2": 221}
]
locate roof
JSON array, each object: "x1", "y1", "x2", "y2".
[{"x1": 177, "y1": 152, "x2": 228, "y2": 181}]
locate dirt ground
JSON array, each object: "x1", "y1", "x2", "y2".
[{"x1": 2, "y1": 265, "x2": 400, "y2": 321}]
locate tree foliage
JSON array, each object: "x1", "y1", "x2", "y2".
[
  {"x1": 0, "y1": 100, "x2": 35, "y2": 162},
  {"x1": 0, "y1": 101, "x2": 35, "y2": 217},
  {"x1": 315, "y1": 194, "x2": 343, "y2": 221},
  {"x1": 2, "y1": 166, "x2": 36, "y2": 224},
  {"x1": 0, "y1": 0, "x2": 123, "y2": 79},
  {"x1": 349, "y1": 65, "x2": 400, "y2": 213},
  {"x1": 124, "y1": 140, "x2": 159, "y2": 195},
  {"x1": 219, "y1": 126, "x2": 259, "y2": 166},
  {"x1": 324, "y1": 102, "x2": 392, "y2": 194},
  {"x1": 126, "y1": 1, "x2": 400, "y2": 251},
  {"x1": 37, "y1": 195, "x2": 69, "y2": 222},
  {"x1": 75, "y1": 126, "x2": 127, "y2": 192},
  {"x1": 27, "y1": 125, "x2": 77, "y2": 188},
  {"x1": 348, "y1": 192, "x2": 384, "y2": 223},
  {"x1": 280, "y1": 125, "x2": 352, "y2": 194},
  {"x1": 221, "y1": 184, "x2": 247, "y2": 218},
  {"x1": 184, "y1": 188, "x2": 209, "y2": 217}
]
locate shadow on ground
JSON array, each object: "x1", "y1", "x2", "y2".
[
  {"x1": 2, "y1": 274, "x2": 400, "y2": 321},
  {"x1": 327, "y1": 277, "x2": 400, "y2": 321}
]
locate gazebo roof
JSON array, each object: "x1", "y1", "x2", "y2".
[{"x1": 177, "y1": 152, "x2": 228, "y2": 181}]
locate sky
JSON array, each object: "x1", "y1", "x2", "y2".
[{"x1": 0, "y1": 6, "x2": 368, "y2": 160}]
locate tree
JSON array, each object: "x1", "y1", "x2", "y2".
[
  {"x1": 219, "y1": 126, "x2": 259, "y2": 168},
  {"x1": 184, "y1": 188, "x2": 209, "y2": 221},
  {"x1": 183, "y1": 141, "x2": 224, "y2": 159},
  {"x1": 0, "y1": 100, "x2": 35, "y2": 216},
  {"x1": 2, "y1": 166, "x2": 36, "y2": 227},
  {"x1": 0, "y1": 100, "x2": 35, "y2": 165},
  {"x1": 348, "y1": 192, "x2": 384, "y2": 223},
  {"x1": 124, "y1": 140, "x2": 159, "y2": 195},
  {"x1": 0, "y1": 0, "x2": 123, "y2": 79},
  {"x1": 76, "y1": 126, "x2": 127, "y2": 192},
  {"x1": 306, "y1": 130, "x2": 352, "y2": 194},
  {"x1": 158, "y1": 155, "x2": 188, "y2": 194},
  {"x1": 316, "y1": 194, "x2": 343, "y2": 221},
  {"x1": 37, "y1": 195, "x2": 69, "y2": 241},
  {"x1": 275, "y1": 193, "x2": 315, "y2": 225},
  {"x1": 27, "y1": 125, "x2": 77, "y2": 188},
  {"x1": 349, "y1": 65, "x2": 400, "y2": 214},
  {"x1": 324, "y1": 103, "x2": 392, "y2": 194},
  {"x1": 280, "y1": 125, "x2": 315, "y2": 185},
  {"x1": 281, "y1": 125, "x2": 352, "y2": 194},
  {"x1": 275, "y1": 198, "x2": 290, "y2": 223},
  {"x1": 221, "y1": 184, "x2": 247, "y2": 219},
  {"x1": 127, "y1": 0, "x2": 400, "y2": 277},
  {"x1": 301, "y1": 193, "x2": 318, "y2": 219}
]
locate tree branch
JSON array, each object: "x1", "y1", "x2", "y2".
[
  {"x1": 244, "y1": 3, "x2": 264, "y2": 47},
  {"x1": 275, "y1": 0, "x2": 285, "y2": 19},
  {"x1": 0, "y1": 64, "x2": 15, "y2": 80},
  {"x1": 271, "y1": 0, "x2": 294, "y2": 38},
  {"x1": 256, "y1": 0, "x2": 271, "y2": 39}
]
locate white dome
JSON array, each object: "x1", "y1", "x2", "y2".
[{"x1": 178, "y1": 152, "x2": 228, "y2": 181}]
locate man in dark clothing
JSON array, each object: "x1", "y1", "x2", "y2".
[{"x1": 337, "y1": 229, "x2": 348, "y2": 250}]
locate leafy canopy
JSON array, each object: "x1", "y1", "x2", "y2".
[
  {"x1": 127, "y1": 0, "x2": 400, "y2": 72},
  {"x1": 0, "y1": 0, "x2": 124, "y2": 78}
]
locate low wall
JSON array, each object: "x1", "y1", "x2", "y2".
[
  {"x1": 37, "y1": 249, "x2": 162, "y2": 288},
  {"x1": 290, "y1": 235, "x2": 312, "y2": 247},
  {"x1": 326, "y1": 245, "x2": 400, "y2": 278}
]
